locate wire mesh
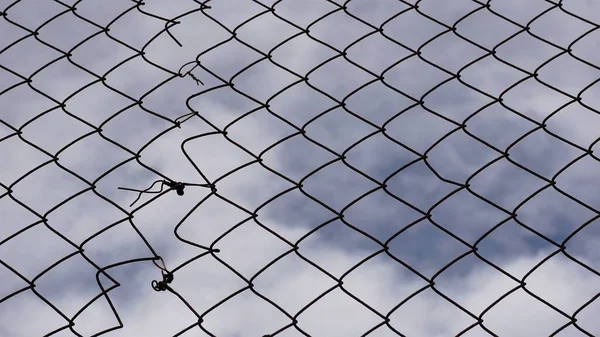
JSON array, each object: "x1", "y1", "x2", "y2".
[{"x1": 2, "y1": 0, "x2": 600, "y2": 336}]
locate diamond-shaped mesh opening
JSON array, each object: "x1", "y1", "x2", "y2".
[
  {"x1": 213, "y1": 219, "x2": 291, "y2": 278},
  {"x1": 387, "y1": 219, "x2": 471, "y2": 277},
  {"x1": 427, "y1": 130, "x2": 499, "y2": 182},
  {"x1": 482, "y1": 288, "x2": 568, "y2": 336},
  {"x1": 236, "y1": 13, "x2": 299, "y2": 54},
  {"x1": 263, "y1": 135, "x2": 336, "y2": 182},
  {"x1": 231, "y1": 62, "x2": 299, "y2": 103},
  {"x1": 0, "y1": 261, "x2": 29, "y2": 301},
  {"x1": 309, "y1": 10, "x2": 373, "y2": 51},
  {"x1": 345, "y1": 133, "x2": 419, "y2": 181},
  {"x1": 100, "y1": 105, "x2": 174, "y2": 152},
  {"x1": 297, "y1": 221, "x2": 381, "y2": 277},
  {"x1": 30, "y1": 59, "x2": 98, "y2": 101},
  {"x1": 475, "y1": 219, "x2": 556, "y2": 278},
  {"x1": 565, "y1": 218, "x2": 600, "y2": 271},
  {"x1": 20, "y1": 109, "x2": 94, "y2": 155},
  {"x1": 418, "y1": 0, "x2": 479, "y2": 26},
  {"x1": 268, "y1": 81, "x2": 335, "y2": 127},
  {"x1": 270, "y1": 34, "x2": 337, "y2": 75},
  {"x1": 466, "y1": 102, "x2": 536, "y2": 150},
  {"x1": 495, "y1": 32, "x2": 561, "y2": 73},
  {"x1": 388, "y1": 287, "x2": 477, "y2": 336},
  {"x1": 0, "y1": 290, "x2": 67, "y2": 336},
  {"x1": 538, "y1": 54, "x2": 600, "y2": 97},
  {"x1": 489, "y1": 1, "x2": 551, "y2": 26},
  {"x1": 576, "y1": 292, "x2": 600, "y2": 336},
  {"x1": 433, "y1": 254, "x2": 518, "y2": 315},
  {"x1": 342, "y1": 253, "x2": 428, "y2": 313},
  {"x1": 4, "y1": 0, "x2": 66, "y2": 30},
  {"x1": 3, "y1": 1, "x2": 600, "y2": 336},
  {"x1": 501, "y1": 77, "x2": 573, "y2": 123},
  {"x1": 253, "y1": 253, "x2": 336, "y2": 314},
  {"x1": 0, "y1": 65, "x2": 24, "y2": 93},
  {"x1": 58, "y1": 133, "x2": 132, "y2": 181},
  {"x1": 0, "y1": 18, "x2": 28, "y2": 51},
  {"x1": 38, "y1": 11, "x2": 100, "y2": 52},
  {"x1": 343, "y1": 187, "x2": 422, "y2": 241},
  {"x1": 69, "y1": 37, "x2": 136, "y2": 76},
  {"x1": 556, "y1": 156, "x2": 600, "y2": 210},
  {"x1": 45, "y1": 190, "x2": 127, "y2": 244},
  {"x1": 383, "y1": 9, "x2": 446, "y2": 50},
  {"x1": 525, "y1": 254, "x2": 600, "y2": 315},
  {"x1": 258, "y1": 188, "x2": 336, "y2": 241},
  {"x1": 344, "y1": 81, "x2": 415, "y2": 126},
  {"x1": 0, "y1": 224, "x2": 76, "y2": 279},
  {"x1": 302, "y1": 161, "x2": 378, "y2": 211},
  {"x1": 469, "y1": 158, "x2": 548, "y2": 211},
  {"x1": 423, "y1": 79, "x2": 492, "y2": 123},
  {"x1": 0, "y1": 136, "x2": 49, "y2": 185},
  {"x1": 515, "y1": 187, "x2": 595, "y2": 244},
  {"x1": 455, "y1": 8, "x2": 522, "y2": 50},
  {"x1": 547, "y1": 103, "x2": 600, "y2": 149},
  {"x1": 35, "y1": 254, "x2": 116, "y2": 318},
  {"x1": 0, "y1": 196, "x2": 41, "y2": 242},
  {"x1": 0, "y1": 37, "x2": 62, "y2": 76},
  {"x1": 420, "y1": 32, "x2": 487, "y2": 74},
  {"x1": 346, "y1": 32, "x2": 412, "y2": 74},
  {"x1": 296, "y1": 288, "x2": 382, "y2": 336},
  {"x1": 308, "y1": 57, "x2": 374, "y2": 100},
  {"x1": 385, "y1": 56, "x2": 451, "y2": 99},
  {"x1": 304, "y1": 107, "x2": 377, "y2": 154},
  {"x1": 386, "y1": 160, "x2": 458, "y2": 211},
  {"x1": 225, "y1": 108, "x2": 297, "y2": 155},
  {"x1": 10, "y1": 163, "x2": 88, "y2": 213},
  {"x1": 431, "y1": 188, "x2": 508, "y2": 243},
  {"x1": 528, "y1": 7, "x2": 595, "y2": 48},
  {"x1": 0, "y1": 84, "x2": 58, "y2": 128},
  {"x1": 460, "y1": 55, "x2": 528, "y2": 98},
  {"x1": 216, "y1": 163, "x2": 293, "y2": 210},
  {"x1": 202, "y1": 290, "x2": 291, "y2": 336},
  {"x1": 508, "y1": 128, "x2": 582, "y2": 179}
]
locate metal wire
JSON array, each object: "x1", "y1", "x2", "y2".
[{"x1": 1, "y1": 0, "x2": 600, "y2": 336}]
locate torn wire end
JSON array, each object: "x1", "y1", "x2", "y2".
[
  {"x1": 177, "y1": 61, "x2": 205, "y2": 85},
  {"x1": 118, "y1": 180, "x2": 212, "y2": 207},
  {"x1": 164, "y1": 3, "x2": 211, "y2": 48},
  {"x1": 187, "y1": 72, "x2": 204, "y2": 85},
  {"x1": 174, "y1": 111, "x2": 198, "y2": 125}
]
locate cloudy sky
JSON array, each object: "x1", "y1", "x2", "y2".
[{"x1": 2, "y1": 0, "x2": 600, "y2": 336}]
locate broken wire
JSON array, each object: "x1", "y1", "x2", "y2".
[{"x1": 118, "y1": 180, "x2": 211, "y2": 207}]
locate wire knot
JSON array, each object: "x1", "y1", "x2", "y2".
[
  {"x1": 117, "y1": 179, "x2": 211, "y2": 206},
  {"x1": 164, "y1": 180, "x2": 185, "y2": 196},
  {"x1": 152, "y1": 270, "x2": 174, "y2": 292}
]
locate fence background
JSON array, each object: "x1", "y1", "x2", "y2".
[{"x1": 2, "y1": 0, "x2": 600, "y2": 336}]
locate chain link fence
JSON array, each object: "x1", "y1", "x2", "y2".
[{"x1": 2, "y1": 0, "x2": 600, "y2": 336}]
